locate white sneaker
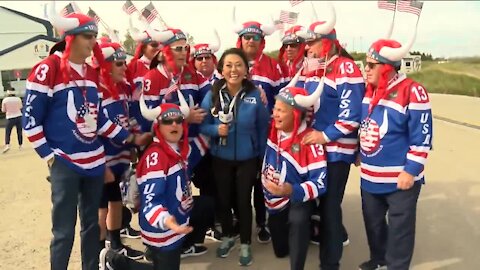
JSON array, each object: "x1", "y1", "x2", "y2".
[
  {"x1": 19, "y1": 145, "x2": 23, "y2": 150},
  {"x1": 2, "y1": 145, "x2": 10, "y2": 154}
]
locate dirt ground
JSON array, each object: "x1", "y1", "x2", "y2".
[{"x1": 0, "y1": 94, "x2": 479, "y2": 270}]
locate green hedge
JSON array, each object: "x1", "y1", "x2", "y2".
[{"x1": 409, "y1": 69, "x2": 480, "y2": 97}]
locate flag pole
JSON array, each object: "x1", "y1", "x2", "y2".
[
  {"x1": 150, "y1": 1, "x2": 168, "y2": 29},
  {"x1": 386, "y1": 1, "x2": 397, "y2": 38}
]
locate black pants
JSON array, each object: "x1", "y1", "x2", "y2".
[
  {"x1": 191, "y1": 153, "x2": 220, "y2": 225},
  {"x1": 183, "y1": 196, "x2": 214, "y2": 246},
  {"x1": 253, "y1": 169, "x2": 267, "y2": 226},
  {"x1": 319, "y1": 161, "x2": 350, "y2": 270},
  {"x1": 5, "y1": 116, "x2": 22, "y2": 145},
  {"x1": 212, "y1": 156, "x2": 257, "y2": 244},
  {"x1": 149, "y1": 247, "x2": 182, "y2": 270},
  {"x1": 362, "y1": 183, "x2": 422, "y2": 270},
  {"x1": 269, "y1": 202, "x2": 313, "y2": 270}
]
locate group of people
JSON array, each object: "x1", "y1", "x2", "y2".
[{"x1": 22, "y1": 2, "x2": 433, "y2": 270}]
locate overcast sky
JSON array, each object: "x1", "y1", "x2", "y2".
[{"x1": 1, "y1": 1, "x2": 479, "y2": 58}]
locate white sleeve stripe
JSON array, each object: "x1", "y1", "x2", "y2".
[
  {"x1": 409, "y1": 103, "x2": 431, "y2": 110},
  {"x1": 53, "y1": 80, "x2": 97, "y2": 93},
  {"x1": 307, "y1": 161, "x2": 327, "y2": 171},
  {"x1": 407, "y1": 153, "x2": 427, "y2": 165},
  {"x1": 24, "y1": 126, "x2": 44, "y2": 136},
  {"x1": 336, "y1": 76, "x2": 365, "y2": 85},
  {"x1": 180, "y1": 84, "x2": 198, "y2": 90},
  {"x1": 410, "y1": 145, "x2": 430, "y2": 152},
  {"x1": 137, "y1": 171, "x2": 166, "y2": 184},
  {"x1": 97, "y1": 123, "x2": 110, "y2": 134},
  {"x1": 32, "y1": 138, "x2": 47, "y2": 148},
  {"x1": 26, "y1": 81, "x2": 51, "y2": 94}
]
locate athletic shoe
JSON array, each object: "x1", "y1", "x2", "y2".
[
  {"x1": 181, "y1": 244, "x2": 208, "y2": 258},
  {"x1": 256, "y1": 226, "x2": 271, "y2": 244},
  {"x1": 216, "y1": 237, "x2": 236, "y2": 258},
  {"x1": 99, "y1": 248, "x2": 130, "y2": 270},
  {"x1": 120, "y1": 225, "x2": 141, "y2": 239},
  {"x1": 238, "y1": 244, "x2": 253, "y2": 266},
  {"x1": 114, "y1": 245, "x2": 144, "y2": 260},
  {"x1": 205, "y1": 228, "x2": 222, "y2": 242},
  {"x1": 343, "y1": 238, "x2": 351, "y2": 247},
  {"x1": 358, "y1": 260, "x2": 387, "y2": 270},
  {"x1": 2, "y1": 145, "x2": 10, "y2": 154}
]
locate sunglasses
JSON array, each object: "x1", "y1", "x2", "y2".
[
  {"x1": 366, "y1": 62, "x2": 383, "y2": 69},
  {"x1": 196, "y1": 56, "x2": 212, "y2": 61},
  {"x1": 114, "y1": 61, "x2": 127, "y2": 67},
  {"x1": 161, "y1": 117, "x2": 184, "y2": 125},
  {"x1": 243, "y1": 35, "x2": 261, "y2": 41},
  {"x1": 80, "y1": 33, "x2": 97, "y2": 40},
  {"x1": 170, "y1": 45, "x2": 190, "y2": 52},
  {"x1": 149, "y1": 42, "x2": 160, "y2": 48},
  {"x1": 283, "y1": 43, "x2": 300, "y2": 49}
]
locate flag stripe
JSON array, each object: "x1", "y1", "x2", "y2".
[{"x1": 289, "y1": 0, "x2": 304, "y2": 7}]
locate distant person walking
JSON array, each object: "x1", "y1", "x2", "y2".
[{"x1": 2, "y1": 88, "x2": 23, "y2": 153}]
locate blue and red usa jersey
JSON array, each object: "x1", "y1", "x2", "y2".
[
  {"x1": 262, "y1": 123, "x2": 327, "y2": 214},
  {"x1": 142, "y1": 65, "x2": 211, "y2": 135},
  {"x1": 100, "y1": 81, "x2": 136, "y2": 176},
  {"x1": 299, "y1": 55, "x2": 365, "y2": 164},
  {"x1": 249, "y1": 54, "x2": 286, "y2": 114},
  {"x1": 359, "y1": 74, "x2": 433, "y2": 194},
  {"x1": 22, "y1": 51, "x2": 129, "y2": 176},
  {"x1": 136, "y1": 138, "x2": 205, "y2": 250},
  {"x1": 127, "y1": 56, "x2": 151, "y2": 134}
]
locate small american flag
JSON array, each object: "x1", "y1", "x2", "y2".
[
  {"x1": 279, "y1": 10, "x2": 299, "y2": 25},
  {"x1": 140, "y1": 3, "x2": 157, "y2": 23},
  {"x1": 289, "y1": 0, "x2": 304, "y2": 7},
  {"x1": 377, "y1": 0, "x2": 397, "y2": 11},
  {"x1": 163, "y1": 83, "x2": 179, "y2": 101},
  {"x1": 87, "y1": 8, "x2": 100, "y2": 24},
  {"x1": 60, "y1": 3, "x2": 76, "y2": 16},
  {"x1": 397, "y1": 0, "x2": 423, "y2": 16},
  {"x1": 122, "y1": 0, "x2": 137, "y2": 15}
]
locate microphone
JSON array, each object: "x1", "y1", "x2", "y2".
[{"x1": 218, "y1": 104, "x2": 232, "y2": 146}]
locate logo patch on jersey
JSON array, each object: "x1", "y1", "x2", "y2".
[
  {"x1": 359, "y1": 110, "x2": 389, "y2": 156},
  {"x1": 388, "y1": 90, "x2": 398, "y2": 99},
  {"x1": 291, "y1": 143, "x2": 300, "y2": 153},
  {"x1": 244, "y1": 97, "x2": 257, "y2": 104},
  {"x1": 183, "y1": 73, "x2": 192, "y2": 82}
]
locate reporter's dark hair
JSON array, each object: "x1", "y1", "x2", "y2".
[{"x1": 211, "y1": 48, "x2": 256, "y2": 114}]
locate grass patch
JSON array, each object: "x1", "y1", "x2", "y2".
[{"x1": 409, "y1": 69, "x2": 480, "y2": 97}]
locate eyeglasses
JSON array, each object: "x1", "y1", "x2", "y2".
[
  {"x1": 242, "y1": 34, "x2": 261, "y2": 41},
  {"x1": 283, "y1": 43, "x2": 300, "y2": 49},
  {"x1": 366, "y1": 62, "x2": 383, "y2": 69},
  {"x1": 114, "y1": 61, "x2": 127, "y2": 67},
  {"x1": 196, "y1": 56, "x2": 212, "y2": 61},
  {"x1": 161, "y1": 117, "x2": 184, "y2": 125},
  {"x1": 149, "y1": 42, "x2": 160, "y2": 48},
  {"x1": 170, "y1": 45, "x2": 190, "y2": 52},
  {"x1": 80, "y1": 33, "x2": 97, "y2": 40}
]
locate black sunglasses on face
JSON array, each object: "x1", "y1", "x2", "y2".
[
  {"x1": 114, "y1": 61, "x2": 127, "y2": 67},
  {"x1": 161, "y1": 117, "x2": 184, "y2": 125},
  {"x1": 171, "y1": 45, "x2": 190, "y2": 52},
  {"x1": 366, "y1": 62, "x2": 383, "y2": 69},
  {"x1": 196, "y1": 56, "x2": 212, "y2": 61},
  {"x1": 243, "y1": 35, "x2": 261, "y2": 41},
  {"x1": 283, "y1": 43, "x2": 300, "y2": 49}
]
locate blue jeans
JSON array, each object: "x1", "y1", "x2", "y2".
[{"x1": 49, "y1": 159, "x2": 104, "y2": 270}]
